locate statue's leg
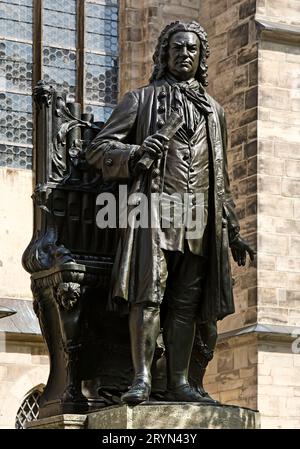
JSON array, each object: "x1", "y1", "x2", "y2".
[
  {"x1": 122, "y1": 249, "x2": 168, "y2": 405},
  {"x1": 163, "y1": 250, "x2": 215, "y2": 403},
  {"x1": 190, "y1": 320, "x2": 218, "y2": 401},
  {"x1": 121, "y1": 303, "x2": 160, "y2": 405}
]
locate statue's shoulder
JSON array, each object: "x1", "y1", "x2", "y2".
[
  {"x1": 205, "y1": 92, "x2": 225, "y2": 118},
  {"x1": 131, "y1": 81, "x2": 163, "y2": 96},
  {"x1": 119, "y1": 84, "x2": 153, "y2": 104},
  {"x1": 124, "y1": 81, "x2": 167, "y2": 105}
]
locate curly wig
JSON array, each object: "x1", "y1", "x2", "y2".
[{"x1": 149, "y1": 21, "x2": 210, "y2": 86}]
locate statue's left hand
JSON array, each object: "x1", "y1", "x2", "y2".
[{"x1": 230, "y1": 235, "x2": 256, "y2": 266}]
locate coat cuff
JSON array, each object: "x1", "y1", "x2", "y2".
[
  {"x1": 102, "y1": 143, "x2": 140, "y2": 181},
  {"x1": 223, "y1": 200, "x2": 240, "y2": 245}
]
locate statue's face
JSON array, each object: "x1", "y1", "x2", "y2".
[{"x1": 167, "y1": 31, "x2": 201, "y2": 81}]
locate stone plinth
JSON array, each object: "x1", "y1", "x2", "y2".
[
  {"x1": 26, "y1": 403, "x2": 260, "y2": 429},
  {"x1": 25, "y1": 414, "x2": 87, "y2": 429}
]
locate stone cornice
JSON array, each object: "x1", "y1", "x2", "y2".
[
  {"x1": 0, "y1": 297, "x2": 40, "y2": 335},
  {"x1": 256, "y1": 18, "x2": 300, "y2": 45},
  {"x1": 219, "y1": 323, "x2": 300, "y2": 342},
  {"x1": 2, "y1": 298, "x2": 299, "y2": 344}
]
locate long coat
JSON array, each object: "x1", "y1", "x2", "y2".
[{"x1": 86, "y1": 78, "x2": 240, "y2": 322}]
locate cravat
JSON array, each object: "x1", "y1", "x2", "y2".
[{"x1": 171, "y1": 80, "x2": 213, "y2": 116}]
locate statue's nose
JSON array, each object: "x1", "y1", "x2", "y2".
[{"x1": 181, "y1": 46, "x2": 188, "y2": 56}]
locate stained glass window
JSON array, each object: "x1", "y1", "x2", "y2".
[
  {"x1": 42, "y1": 0, "x2": 77, "y2": 100},
  {"x1": 85, "y1": 0, "x2": 119, "y2": 122},
  {"x1": 0, "y1": 0, "x2": 119, "y2": 169},
  {"x1": 0, "y1": 0, "x2": 33, "y2": 169}
]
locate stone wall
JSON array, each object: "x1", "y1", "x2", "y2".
[
  {"x1": 0, "y1": 335, "x2": 48, "y2": 429},
  {"x1": 258, "y1": 39, "x2": 300, "y2": 326},
  {"x1": 0, "y1": 168, "x2": 33, "y2": 299},
  {"x1": 257, "y1": 17, "x2": 300, "y2": 327},
  {"x1": 256, "y1": 0, "x2": 300, "y2": 25},
  {"x1": 205, "y1": 334, "x2": 258, "y2": 409},
  {"x1": 205, "y1": 334, "x2": 300, "y2": 427},
  {"x1": 254, "y1": 1, "x2": 300, "y2": 427},
  {"x1": 258, "y1": 338, "x2": 300, "y2": 428}
]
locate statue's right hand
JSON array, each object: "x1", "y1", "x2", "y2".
[{"x1": 138, "y1": 134, "x2": 169, "y2": 160}]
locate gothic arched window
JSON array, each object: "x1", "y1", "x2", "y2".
[{"x1": 15, "y1": 384, "x2": 45, "y2": 429}]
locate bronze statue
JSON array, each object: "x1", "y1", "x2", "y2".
[{"x1": 86, "y1": 21, "x2": 255, "y2": 405}]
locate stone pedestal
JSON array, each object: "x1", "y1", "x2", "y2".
[
  {"x1": 26, "y1": 403, "x2": 260, "y2": 429},
  {"x1": 25, "y1": 413, "x2": 87, "y2": 429}
]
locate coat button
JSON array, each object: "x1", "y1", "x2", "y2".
[
  {"x1": 105, "y1": 158, "x2": 113, "y2": 166},
  {"x1": 151, "y1": 183, "x2": 160, "y2": 193},
  {"x1": 158, "y1": 91, "x2": 166, "y2": 99},
  {"x1": 183, "y1": 155, "x2": 189, "y2": 161},
  {"x1": 153, "y1": 168, "x2": 160, "y2": 177},
  {"x1": 158, "y1": 105, "x2": 165, "y2": 113},
  {"x1": 189, "y1": 168, "x2": 195, "y2": 173}
]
